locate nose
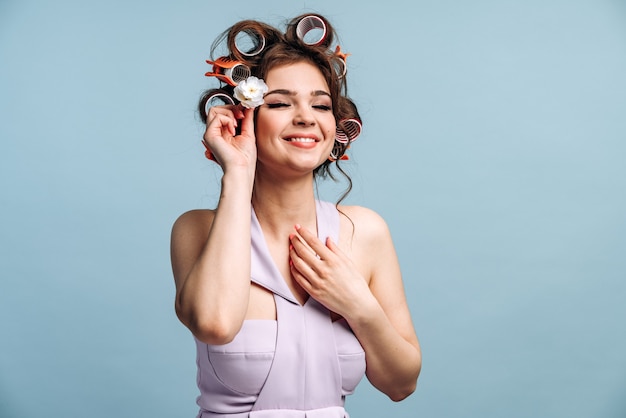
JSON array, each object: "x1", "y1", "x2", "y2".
[{"x1": 293, "y1": 105, "x2": 316, "y2": 126}]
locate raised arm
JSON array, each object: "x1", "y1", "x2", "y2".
[{"x1": 170, "y1": 106, "x2": 257, "y2": 345}]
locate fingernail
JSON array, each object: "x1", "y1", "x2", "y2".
[{"x1": 294, "y1": 224, "x2": 301, "y2": 230}]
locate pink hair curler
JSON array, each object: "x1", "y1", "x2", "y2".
[
  {"x1": 335, "y1": 118, "x2": 362, "y2": 144},
  {"x1": 329, "y1": 141, "x2": 350, "y2": 161}
]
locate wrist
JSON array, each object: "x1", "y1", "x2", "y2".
[
  {"x1": 345, "y1": 292, "x2": 382, "y2": 328},
  {"x1": 221, "y1": 168, "x2": 255, "y2": 196}
]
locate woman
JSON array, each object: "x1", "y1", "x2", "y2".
[{"x1": 171, "y1": 13, "x2": 421, "y2": 417}]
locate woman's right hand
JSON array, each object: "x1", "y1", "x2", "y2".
[{"x1": 203, "y1": 105, "x2": 257, "y2": 174}]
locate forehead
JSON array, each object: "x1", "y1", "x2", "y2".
[{"x1": 264, "y1": 62, "x2": 329, "y2": 92}]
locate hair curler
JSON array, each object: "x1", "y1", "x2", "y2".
[
  {"x1": 331, "y1": 56, "x2": 347, "y2": 79},
  {"x1": 232, "y1": 28, "x2": 266, "y2": 57},
  {"x1": 205, "y1": 57, "x2": 251, "y2": 86},
  {"x1": 332, "y1": 45, "x2": 350, "y2": 79},
  {"x1": 296, "y1": 15, "x2": 328, "y2": 46},
  {"x1": 335, "y1": 118, "x2": 362, "y2": 144},
  {"x1": 329, "y1": 141, "x2": 350, "y2": 161},
  {"x1": 204, "y1": 92, "x2": 236, "y2": 116}
]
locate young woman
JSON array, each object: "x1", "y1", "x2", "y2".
[{"x1": 171, "y1": 13, "x2": 421, "y2": 417}]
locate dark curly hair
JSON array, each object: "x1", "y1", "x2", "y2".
[{"x1": 199, "y1": 13, "x2": 361, "y2": 198}]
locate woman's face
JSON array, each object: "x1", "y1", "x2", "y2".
[{"x1": 254, "y1": 61, "x2": 336, "y2": 175}]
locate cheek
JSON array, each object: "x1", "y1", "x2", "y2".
[
  {"x1": 253, "y1": 116, "x2": 276, "y2": 140},
  {"x1": 324, "y1": 130, "x2": 337, "y2": 154},
  {"x1": 328, "y1": 128, "x2": 337, "y2": 142},
  {"x1": 326, "y1": 118, "x2": 337, "y2": 139}
]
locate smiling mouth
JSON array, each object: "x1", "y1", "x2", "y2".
[{"x1": 285, "y1": 137, "x2": 318, "y2": 143}]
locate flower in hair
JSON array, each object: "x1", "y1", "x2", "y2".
[{"x1": 233, "y1": 76, "x2": 268, "y2": 109}]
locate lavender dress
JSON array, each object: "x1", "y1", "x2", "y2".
[{"x1": 194, "y1": 201, "x2": 366, "y2": 417}]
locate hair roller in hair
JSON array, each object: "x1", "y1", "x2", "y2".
[
  {"x1": 329, "y1": 140, "x2": 342, "y2": 161},
  {"x1": 335, "y1": 118, "x2": 362, "y2": 144},
  {"x1": 332, "y1": 45, "x2": 350, "y2": 79},
  {"x1": 296, "y1": 15, "x2": 329, "y2": 46},
  {"x1": 331, "y1": 55, "x2": 347, "y2": 79},
  {"x1": 205, "y1": 57, "x2": 251, "y2": 86},
  {"x1": 329, "y1": 140, "x2": 349, "y2": 161},
  {"x1": 204, "y1": 91, "x2": 236, "y2": 116},
  {"x1": 232, "y1": 27, "x2": 266, "y2": 58}
]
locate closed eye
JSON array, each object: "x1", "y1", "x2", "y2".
[
  {"x1": 266, "y1": 102, "x2": 290, "y2": 109},
  {"x1": 313, "y1": 105, "x2": 332, "y2": 111}
]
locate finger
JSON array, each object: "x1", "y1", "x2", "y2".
[
  {"x1": 207, "y1": 106, "x2": 243, "y2": 132},
  {"x1": 228, "y1": 104, "x2": 245, "y2": 121},
  {"x1": 290, "y1": 265, "x2": 316, "y2": 297},
  {"x1": 201, "y1": 141, "x2": 219, "y2": 163},
  {"x1": 324, "y1": 237, "x2": 346, "y2": 259},
  {"x1": 290, "y1": 232, "x2": 320, "y2": 265},
  {"x1": 205, "y1": 112, "x2": 237, "y2": 139},
  {"x1": 207, "y1": 104, "x2": 243, "y2": 120},
  {"x1": 292, "y1": 225, "x2": 330, "y2": 260},
  {"x1": 238, "y1": 107, "x2": 255, "y2": 138},
  {"x1": 289, "y1": 248, "x2": 315, "y2": 287}
]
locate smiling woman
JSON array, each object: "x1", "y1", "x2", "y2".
[
  {"x1": 253, "y1": 62, "x2": 338, "y2": 174},
  {"x1": 170, "y1": 13, "x2": 421, "y2": 417}
]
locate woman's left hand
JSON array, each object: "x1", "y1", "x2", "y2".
[{"x1": 288, "y1": 225, "x2": 375, "y2": 318}]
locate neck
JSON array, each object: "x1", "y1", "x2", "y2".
[{"x1": 251, "y1": 171, "x2": 318, "y2": 238}]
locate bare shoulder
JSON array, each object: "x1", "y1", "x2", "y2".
[
  {"x1": 171, "y1": 209, "x2": 216, "y2": 257},
  {"x1": 336, "y1": 205, "x2": 396, "y2": 281},
  {"x1": 172, "y1": 208, "x2": 216, "y2": 235},
  {"x1": 170, "y1": 209, "x2": 216, "y2": 285},
  {"x1": 337, "y1": 205, "x2": 392, "y2": 242}
]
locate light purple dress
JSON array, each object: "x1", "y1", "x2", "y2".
[{"x1": 194, "y1": 201, "x2": 366, "y2": 417}]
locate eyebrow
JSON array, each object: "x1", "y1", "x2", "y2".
[{"x1": 264, "y1": 89, "x2": 331, "y2": 98}]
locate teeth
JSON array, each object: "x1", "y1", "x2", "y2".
[{"x1": 288, "y1": 137, "x2": 316, "y2": 143}]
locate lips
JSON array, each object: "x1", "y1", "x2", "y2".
[
  {"x1": 285, "y1": 137, "x2": 317, "y2": 143},
  {"x1": 283, "y1": 134, "x2": 320, "y2": 143}
]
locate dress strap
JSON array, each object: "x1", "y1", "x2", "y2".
[
  {"x1": 250, "y1": 205, "x2": 299, "y2": 304},
  {"x1": 314, "y1": 200, "x2": 339, "y2": 246}
]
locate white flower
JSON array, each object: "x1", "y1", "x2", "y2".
[{"x1": 233, "y1": 76, "x2": 268, "y2": 109}]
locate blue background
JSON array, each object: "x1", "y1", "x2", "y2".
[{"x1": 1, "y1": 1, "x2": 625, "y2": 417}]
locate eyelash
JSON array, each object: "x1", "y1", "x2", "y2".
[
  {"x1": 266, "y1": 103, "x2": 289, "y2": 109},
  {"x1": 266, "y1": 103, "x2": 332, "y2": 111}
]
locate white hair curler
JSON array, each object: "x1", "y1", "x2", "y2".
[
  {"x1": 205, "y1": 57, "x2": 251, "y2": 86},
  {"x1": 223, "y1": 63, "x2": 251, "y2": 84},
  {"x1": 296, "y1": 15, "x2": 328, "y2": 46},
  {"x1": 331, "y1": 56, "x2": 347, "y2": 79},
  {"x1": 204, "y1": 92, "x2": 236, "y2": 116},
  {"x1": 233, "y1": 28, "x2": 266, "y2": 57}
]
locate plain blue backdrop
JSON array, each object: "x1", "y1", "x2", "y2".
[{"x1": 1, "y1": 0, "x2": 625, "y2": 417}]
